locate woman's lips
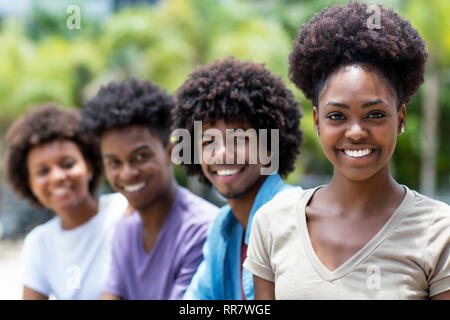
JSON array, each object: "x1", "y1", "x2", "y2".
[
  {"x1": 49, "y1": 186, "x2": 74, "y2": 204},
  {"x1": 52, "y1": 187, "x2": 72, "y2": 196},
  {"x1": 343, "y1": 148, "x2": 373, "y2": 158},
  {"x1": 339, "y1": 147, "x2": 377, "y2": 162}
]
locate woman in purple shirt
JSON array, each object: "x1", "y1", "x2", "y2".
[{"x1": 81, "y1": 78, "x2": 218, "y2": 300}]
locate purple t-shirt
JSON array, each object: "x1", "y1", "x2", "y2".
[{"x1": 103, "y1": 186, "x2": 218, "y2": 300}]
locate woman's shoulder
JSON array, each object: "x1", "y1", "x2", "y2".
[
  {"x1": 401, "y1": 187, "x2": 450, "y2": 240},
  {"x1": 98, "y1": 192, "x2": 128, "y2": 214},
  {"x1": 259, "y1": 186, "x2": 314, "y2": 214},
  {"x1": 406, "y1": 187, "x2": 450, "y2": 218},
  {"x1": 252, "y1": 186, "x2": 316, "y2": 228},
  {"x1": 23, "y1": 216, "x2": 59, "y2": 248},
  {"x1": 97, "y1": 192, "x2": 129, "y2": 225},
  {"x1": 250, "y1": 187, "x2": 316, "y2": 241}
]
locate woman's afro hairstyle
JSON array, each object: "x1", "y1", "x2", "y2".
[
  {"x1": 81, "y1": 78, "x2": 175, "y2": 145},
  {"x1": 289, "y1": 1, "x2": 428, "y2": 106},
  {"x1": 173, "y1": 57, "x2": 303, "y2": 184},
  {"x1": 4, "y1": 104, "x2": 103, "y2": 207}
]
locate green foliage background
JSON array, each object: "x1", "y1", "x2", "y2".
[{"x1": 0, "y1": 0, "x2": 449, "y2": 195}]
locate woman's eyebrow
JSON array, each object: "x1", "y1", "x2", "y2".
[
  {"x1": 323, "y1": 101, "x2": 349, "y2": 109},
  {"x1": 362, "y1": 99, "x2": 390, "y2": 108},
  {"x1": 30, "y1": 163, "x2": 46, "y2": 169},
  {"x1": 323, "y1": 99, "x2": 390, "y2": 109}
]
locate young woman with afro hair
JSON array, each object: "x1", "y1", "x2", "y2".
[
  {"x1": 244, "y1": 1, "x2": 450, "y2": 300},
  {"x1": 4, "y1": 104, "x2": 128, "y2": 299}
]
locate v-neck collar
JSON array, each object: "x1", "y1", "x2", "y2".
[
  {"x1": 297, "y1": 185, "x2": 413, "y2": 282},
  {"x1": 137, "y1": 187, "x2": 181, "y2": 258}
]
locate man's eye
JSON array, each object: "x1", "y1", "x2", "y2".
[
  {"x1": 135, "y1": 153, "x2": 149, "y2": 161},
  {"x1": 326, "y1": 112, "x2": 345, "y2": 120},
  {"x1": 367, "y1": 111, "x2": 386, "y2": 119},
  {"x1": 61, "y1": 161, "x2": 75, "y2": 169}
]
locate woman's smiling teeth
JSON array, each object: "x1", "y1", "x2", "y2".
[
  {"x1": 123, "y1": 182, "x2": 146, "y2": 192},
  {"x1": 52, "y1": 187, "x2": 71, "y2": 196},
  {"x1": 343, "y1": 148, "x2": 373, "y2": 158}
]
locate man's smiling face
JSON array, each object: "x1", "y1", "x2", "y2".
[
  {"x1": 199, "y1": 120, "x2": 266, "y2": 200},
  {"x1": 101, "y1": 124, "x2": 173, "y2": 211}
]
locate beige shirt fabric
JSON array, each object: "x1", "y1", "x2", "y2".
[{"x1": 243, "y1": 186, "x2": 450, "y2": 299}]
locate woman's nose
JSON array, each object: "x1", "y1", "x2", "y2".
[
  {"x1": 49, "y1": 166, "x2": 67, "y2": 183},
  {"x1": 345, "y1": 122, "x2": 368, "y2": 141}
]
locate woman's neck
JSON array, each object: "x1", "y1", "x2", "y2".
[
  {"x1": 322, "y1": 166, "x2": 405, "y2": 217},
  {"x1": 59, "y1": 195, "x2": 99, "y2": 230}
]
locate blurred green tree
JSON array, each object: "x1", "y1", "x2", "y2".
[{"x1": 403, "y1": 0, "x2": 450, "y2": 195}]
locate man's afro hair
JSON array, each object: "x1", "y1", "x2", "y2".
[
  {"x1": 173, "y1": 57, "x2": 303, "y2": 184},
  {"x1": 289, "y1": 1, "x2": 428, "y2": 105},
  {"x1": 81, "y1": 78, "x2": 175, "y2": 144}
]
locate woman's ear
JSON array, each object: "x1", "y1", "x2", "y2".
[
  {"x1": 86, "y1": 161, "x2": 94, "y2": 182},
  {"x1": 313, "y1": 106, "x2": 320, "y2": 137},
  {"x1": 398, "y1": 104, "x2": 406, "y2": 135}
]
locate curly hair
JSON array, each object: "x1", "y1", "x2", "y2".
[
  {"x1": 289, "y1": 1, "x2": 428, "y2": 106},
  {"x1": 173, "y1": 57, "x2": 303, "y2": 184},
  {"x1": 4, "y1": 104, "x2": 103, "y2": 207},
  {"x1": 81, "y1": 78, "x2": 175, "y2": 145}
]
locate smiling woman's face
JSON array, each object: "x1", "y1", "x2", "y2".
[
  {"x1": 314, "y1": 64, "x2": 406, "y2": 182},
  {"x1": 26, "y1": 139, "x2": 93, "y2": 214}
]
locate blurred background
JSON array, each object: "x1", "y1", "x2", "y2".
[{"x1": 0, "y1": 0, "x2": 449, "y2": 299}]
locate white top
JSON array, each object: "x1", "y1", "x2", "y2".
[
  {"x1": 244, "y1": 186, "x2": 450, "y2": 299},
  {"x1": 21, "y1": 193, "x2": 128, "y2": 300}
]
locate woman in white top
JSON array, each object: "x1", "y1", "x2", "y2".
[
  {"x1": 244, "y1": 2, "x2": 450, "y2": 300},
  {"x1": 4, "y1": 104, "x2": 128, "y2": 299}
]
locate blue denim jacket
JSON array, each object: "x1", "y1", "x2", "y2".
[{"x1": 183, "y1": 174, "x2": 293, "y2": 300}]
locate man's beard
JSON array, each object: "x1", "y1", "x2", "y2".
[
  {"x1": 218, "y1": 188, "x2": 247, "y2": 200},
  {"x1": 216, "y1": 176, "x2": 264, "y2": 200}
]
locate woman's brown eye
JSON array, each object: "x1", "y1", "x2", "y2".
[
  {"x1": 326, "y1": 112, "x2": 345, "y2": 120},
  {"x1": 36, "y1": 168, "x2": 49, "y2": 176},
  {"x1": 367, "y1": 111, "x2": 386, "y2": 119},
  {"x1": 107, "y1": 159, "x2": 120, "y2": 168}
]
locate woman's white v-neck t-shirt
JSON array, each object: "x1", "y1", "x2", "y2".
[{"x1": 244, "y1": 186, "x2": 450, "y2": 299}]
